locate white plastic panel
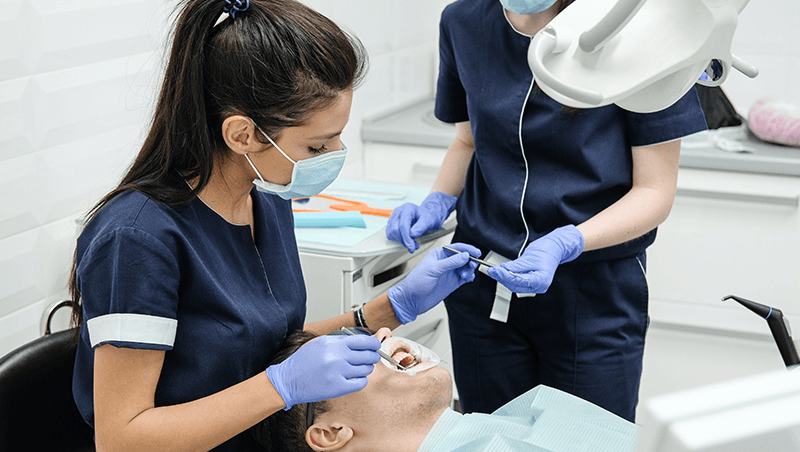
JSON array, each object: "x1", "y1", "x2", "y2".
[
  {"x1": 31, "y1": 53, "x2": 158, "y2": 150},
  {"x1": 0, "y1": 228, "x2": 43, "y2": 316},
  {"x1": 0, "y1": 78, "x2": 36, "y2": 161},
  {"x1": 0, "y1": 1, "x2": 166, "y2": 359},
  {"x1": 25, "y1": 1, "x2": 165, "y2": 75},
  {"x1": 0, "y1": 154, "x2": 40, "y2": 241},
  {"x1": 0, "y1": 0, "x2": 26, "y2": 81},
  {"x1": 36, "y1": 125, "x2": 142, "y2": 225}
]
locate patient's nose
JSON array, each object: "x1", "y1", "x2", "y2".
[{"x1": 374, "y1": 327, "x2": 392, "y2": 343}]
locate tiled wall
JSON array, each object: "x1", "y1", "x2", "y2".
[
  {"x1": 0, "y1": 1, "x2": 172, "y2": 355},
  {"x1": 0, "y1": 0, "x2": 449, "y2": 357},
  {"x1": 1, "y1": 0, "x2": 797, "y2": 357}
]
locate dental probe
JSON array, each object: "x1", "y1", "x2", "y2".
[
  {"x1": 339, "y1": 327, "x2": 411, "y2": 370},
  {"x1": 441, "y1": 245, "x2": 527, "y2": 279}
]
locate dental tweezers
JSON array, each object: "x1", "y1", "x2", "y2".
[{"x1": 441, "y1": 245, "x2": 527, "y2": 279}]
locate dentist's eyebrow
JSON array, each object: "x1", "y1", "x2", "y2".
[{"x1": 310, "y1": 131, "x2": 343, "y2": 140}]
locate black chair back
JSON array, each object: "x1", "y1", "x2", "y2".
[{"x1": 0, "y1": 329, "x2": 95, "y2": 451}]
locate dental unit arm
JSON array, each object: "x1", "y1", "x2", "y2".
[
  {"x1": 723, "y1": 295, "x2": 800, "y2": 369},
  {"x1": 528, "y1": 0, "x2": 759, "y2": 113}
]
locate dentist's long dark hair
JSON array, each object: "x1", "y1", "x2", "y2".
[{"x1": 68, "y1": 0, "x2": 367, "y2": 331}]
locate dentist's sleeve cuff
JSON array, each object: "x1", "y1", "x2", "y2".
[{"x1": 87, "y1": 313, "x2": 177, "y2": 349}]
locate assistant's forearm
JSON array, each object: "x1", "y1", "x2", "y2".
[
  {"x1": 577, "y1": 140, "x2": 681, "y2": 252},
  {"x1": 431, "y1": 123, "x2": 474, "y2": 197},
  {"x1": 576, "y1": 184, "x2": 676, "y2": 252}
]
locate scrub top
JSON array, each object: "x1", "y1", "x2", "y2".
[
  {"x1": 436, "y1": 0, "x2": 708, "y2": 262},
  {"x1": 72, "y1": 188, "x2": 306, "y2": 451}
]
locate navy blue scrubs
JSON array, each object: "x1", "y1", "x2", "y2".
[
  {"x1": 436, "y1": 0, "x2": 707, "y2": 421},
  {"x1": 72, "y1": 189, "x2": 306, "y2": 451}
]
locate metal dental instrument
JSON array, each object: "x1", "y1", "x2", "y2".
[
  {"x1": 441, "y1": 245, "x2": 527, "y2": 279},
  {"x1": 339, "y1": 327, "x2": 412, "y2": 370}
]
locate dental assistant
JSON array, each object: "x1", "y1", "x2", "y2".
[
  {"x1": 386, "y1": 0, "x2": 708, "y2": 422},
  {"x1": 68, "y1": 1, "x2": 479, "y2": 451}
]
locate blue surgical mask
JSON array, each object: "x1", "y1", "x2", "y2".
[
  {"x1": 500, "y1": 0, "x2": 558, "y2": 15},
  {"x1": 245, "y1": 123, "x2": 347, "y2": 200}
]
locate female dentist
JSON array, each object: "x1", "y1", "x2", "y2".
[
  {"x1": 68, "y1": 1, "x2": 479, "y2": 451},
  {"x1": 387, "y1": 0, "x2": 707, "y2": 422}
]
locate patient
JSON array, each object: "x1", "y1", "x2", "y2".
[{"x1": 252, "y1": 329, "x2": 638, "y2": 452}]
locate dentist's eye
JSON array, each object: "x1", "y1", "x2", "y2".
[{"x1": 308, "y1": 144, "x2": 327, "y2": 154}]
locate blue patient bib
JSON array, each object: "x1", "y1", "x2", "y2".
[{"x1": 418, "y1": 385, "x2": 638, "y2": 452}]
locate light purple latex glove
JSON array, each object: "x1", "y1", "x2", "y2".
[
  {"x1": 388, "y1": 242, "x2": 481, "y2": 324},
  {"x1": 386, "y1": 191, "x2": 458, "y2": 253},
  {"x1": 265, "y1": 334, "x2": 380, "y2": 410},
  {"x1": 487, "y1": 225, "x2": 584, "y2": 294}
]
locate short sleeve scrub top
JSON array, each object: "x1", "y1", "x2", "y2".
[
  {"x1": 72, "y1": 189, "x2": 306, "y2": 451},
  {"x1": 436, "y1": 0, "x2": 708, "y2": 421}
]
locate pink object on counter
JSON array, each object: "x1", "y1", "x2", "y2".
[{"x1": 748, "y1": 99, "x2": 800, "y2": 147}]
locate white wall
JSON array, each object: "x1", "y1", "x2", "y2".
[
  {"x1": 1, "y1": 0, "x2": 797, "y2": 358},
  {"x1": 309, "y1": 0, "x2": 452, "y2": 178},
  {"x1": 0, "y1": 1, "x2": 172, "y2": 356},
  {"x1": 724, "y1": 0, "x2": 800, "y2": 114}
]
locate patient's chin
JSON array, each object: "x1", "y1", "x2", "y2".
[{"x1": 419, "y1": 366, "x2": 453, "y2": 413}]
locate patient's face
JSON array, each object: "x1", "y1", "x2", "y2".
[{"x1": 322, "y1": 328, "x2": 452, "y2": 428}]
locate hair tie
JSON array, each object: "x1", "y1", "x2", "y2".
[{"x1": 223, "y1": 0, "x2": 250, "y2": 18}]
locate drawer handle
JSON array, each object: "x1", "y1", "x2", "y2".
[
  {"x1": 676, "y1": 187, "x2": 800, "y2": 207},
  {"x1": 372, "y1": 262, "x2": 407, "y2": 287}
]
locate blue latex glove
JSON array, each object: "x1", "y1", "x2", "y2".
[
  {"x1": 487, "y1": 225, "x2": 584, "y2": 294},
  {"x1": 388, "y1": 242, "x2": 481, "y2": 324},
  {"x1": 386, "y1": 191, "x2": 458, "y2": 253},
  {"x1": 265, "y1": 334, "x2": 381, "y2": 410}
]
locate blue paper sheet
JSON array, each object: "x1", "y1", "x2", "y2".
[
  {"x1": 293, "y1": 179, "x2": 430, "y2": 248},
  {"x1": 293, "y1": 211, "x2": 366, "y2": 228}
]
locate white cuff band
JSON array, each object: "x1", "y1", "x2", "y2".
[{"x1": 87, "y1": 313, "x2": 177, "y2": 348}]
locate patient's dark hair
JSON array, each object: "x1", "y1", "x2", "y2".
[
  {"x1": 558, "y1": 0, "x2": 576, "y2": 11},
  {"x1": 252, "y1": 330, "x2": 328, "y2": 452}
]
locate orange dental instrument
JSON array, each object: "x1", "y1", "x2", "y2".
[{"x1": 309, "y1": 194, "x2": 394, "y2": 217}]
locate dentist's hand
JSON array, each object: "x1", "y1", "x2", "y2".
[
  {"x1": 487, "y1": 225, "x2": 584, "y2": 294},
  {"x1": 386, "y1": 192, "x2": 458, "y2": 253},
  {"x1": 388, "y1": 242, "x2": 480, "y2": 324},
  {"x1": 265, "y1": 334, "x2": 381, "y2": 410}
]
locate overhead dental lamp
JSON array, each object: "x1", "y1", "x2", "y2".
[{"x1": 528, "y1": 0, "x2": 759, "y2": 113}]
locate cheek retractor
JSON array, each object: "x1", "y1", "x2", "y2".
[{"x1": 380, "y1": 336, "x2": 441, "y2": 376}]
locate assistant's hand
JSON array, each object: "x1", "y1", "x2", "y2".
[
  {"x1": 487, "y1": 225, "x2": 584, "y2": 294},
  {"x1": 388, "y1": 242, "x2": 480, "y2": 324},
  {"x1": 265, "y1": 334, "x2": 381, "y2": 410},
  {"x1": 386, "y1": 192, "x2": 458, "y2": 253}
]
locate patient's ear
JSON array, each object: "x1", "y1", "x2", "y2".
[{"x1": 306, "y1": 422, "x2": 353, "y2": 451}]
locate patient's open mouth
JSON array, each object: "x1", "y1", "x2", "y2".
[
  {"x1": 380, "y1": 336, "x2": 440, "y2": 375},
  {"x1": 392, "y1": 346, "x2": 418, "y2": 368},
  {"x1": 390, "y1": 345, "x2": 418, "y2": 369}
]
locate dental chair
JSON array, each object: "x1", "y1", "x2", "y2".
[{"x1": 0, "y1": 300, "x2": 95, "y2": 452}]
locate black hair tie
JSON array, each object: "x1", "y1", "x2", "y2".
[{"x1": 223, "y1": 0, "x2": 250, "y2": 18}]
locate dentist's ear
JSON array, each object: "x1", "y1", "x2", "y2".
[
  {"x1": 221, "y1": 115, "x2": 261, "y2": 156},
  {"x1": 306, "y1": 422, "x2": 353, "y2": 451}
]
